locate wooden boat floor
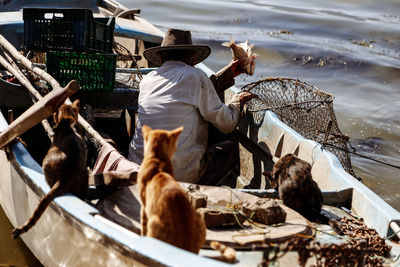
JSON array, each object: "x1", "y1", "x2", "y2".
[{"x1": 96, "y1": 183, "x2": 313, "y2": 249}]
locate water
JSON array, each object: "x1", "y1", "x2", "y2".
[
  {"x1": 0, "y1": 207, "x2": 42, "y2": 266},
  {"x1": 2, "y1": 0, "x2": 400, "y2": 265}
]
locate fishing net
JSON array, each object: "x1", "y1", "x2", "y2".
[
  {"x1": 241, "y1": 77, "x2": 355, "y2": 176},
  {"x1": 113, "y1": 41, "x2": 142, "y2": 90},
  {"x1": 262, "y1": 217, "x2": 391, "y2": 266}
]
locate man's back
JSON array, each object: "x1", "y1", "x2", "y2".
[{"x1": 129, "y1": 60, "x2": 240, "y2": 183}]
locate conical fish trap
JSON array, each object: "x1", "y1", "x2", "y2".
[
  {"x1": 113, "y1": 41, "x2": 142, "y2": 89},
  {"x1": 242, "y1": 77, "x2": 355, "y2": 176}
]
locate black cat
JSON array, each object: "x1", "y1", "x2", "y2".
[{"x1": 12, "y1": 100, "x2": 88, "y2": 238}]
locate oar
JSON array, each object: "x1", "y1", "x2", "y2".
[
  {"x1": 0, "y1": 34, "x2": 109, "y2": 148},
  {"x1": 0, "y1": 80, "x2": 79, "y2": 149}
]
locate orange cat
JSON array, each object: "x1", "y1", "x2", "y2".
[
  {"x1": 12, "y1": 100, "x2": 88, "y2": 239},
  {"x1": 138, "y1": 125, "x2": 206, "y2": 253}
]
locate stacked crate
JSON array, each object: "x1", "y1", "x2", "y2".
[{"x1": 23, "y1": 8, "x2": 117, "y2": 91}]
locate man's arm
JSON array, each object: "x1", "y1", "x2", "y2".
[
  {"x1": 196, "y1": 72, "x2": 258, "y2": 134},
  {"x1": 209, "y1": 60, "x2": 244, "y2": 94},
  {"x1": 210, "y1": 64, "x2": 235, "y2": 94}
]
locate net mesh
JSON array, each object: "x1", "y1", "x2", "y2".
[
  {"x1": 113, "y1": 41, "x2": 142, "y2": 90},
  {"x1": 241, "y1": 77, "x2": 355, "y2": 176}
]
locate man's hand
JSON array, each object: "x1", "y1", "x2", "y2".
[
  {"x1": 230, "y1": 59, "x2": 245, "y2": 77},
  {"x1": 239, "y1": 91, "x2": 258, "y2": 110}
]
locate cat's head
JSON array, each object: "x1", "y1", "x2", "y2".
[
  {"x1": 263, "y1": 154, "x2": 297, "y2": 189},
  {"x1": 263, "y1": 154, "x2": 312, "y2": 189},
  {"x1": 54, "y1": 99, "x2": 80, "y2": 125},
  {"x1": 142, "y1": 125, "x2": 183, "y2": 159}
]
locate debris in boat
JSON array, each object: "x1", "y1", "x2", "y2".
[
  {"x1": 340, "y1": 217, "x2": 391, "y2": 259},
  {"x1": 222, "y1": 37, "x2": 257, "y2": 75},
  {"x1": 197, "y1": 207, "x2": 246, "y2": 228},
  {"x1": 31, "y1": 51, "x2": 46, "y2": 64},
  {"x1": 263, "y1": 236, "x2": 373, "y2": 266},
  {"x1": 210, "y1": 241, "x2": 236, "y2": 263},
  {"x1": 5, "y1": 76, "x2": 19, "y2": 84},
  {"x1": 262, "y1": 216, "x2": 392, "y2": 266},
  {"x1": 185, "y1": 184, "x2": 208, "y2": 209},
  {"x1": 241, "y1": 199, "x2": 286, "y2": 225}
]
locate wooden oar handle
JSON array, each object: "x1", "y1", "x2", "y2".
[
  {"x1": 0, "y1": 80, "x2": 80, "y2": 149},
  {"x1": 47, "y1": 80, "x2": 80, "y2": 110}
]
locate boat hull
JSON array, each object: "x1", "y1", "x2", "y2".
[{"x1": 0, "y1": 145, "x2": 145, "y2": 266}]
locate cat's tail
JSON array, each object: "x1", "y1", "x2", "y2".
[
  {"x1": 12, "y1": 180, "x2": 65, "y2": 239},
  {"x1": 210, "y1": 241, "x2": 236, "y2": 263}
]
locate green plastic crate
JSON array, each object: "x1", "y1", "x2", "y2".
[{"x1": 46, "y1": 51, "x2": 117, "y2": 91}]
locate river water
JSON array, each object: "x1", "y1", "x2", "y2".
[{"x1": 2, "y1": 0, "x2": 400, "y2": 265}]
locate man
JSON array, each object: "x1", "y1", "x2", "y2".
[{"x1": 127, "y1": 28, "x2": 256, "y2": 184}]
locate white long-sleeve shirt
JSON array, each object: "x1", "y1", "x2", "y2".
[{"x1": 128, "y1": 60, "x2": 241, "y2": 183}]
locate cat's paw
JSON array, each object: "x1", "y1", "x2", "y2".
[{"x1": 11, "y1": 228, "x2": 22, "y2": 239}]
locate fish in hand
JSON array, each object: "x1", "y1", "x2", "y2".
[{"x1": 222, "y1": 37, "x2": 257, "y2": 75}]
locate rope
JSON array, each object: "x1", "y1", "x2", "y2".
[
  {"x1": 243, "y1": 99, "x2": 331, "y2": 112},
  {"x1": 324, "y1": 143, "x2": 400, "y2": 170}
]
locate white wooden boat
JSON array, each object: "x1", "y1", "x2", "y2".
[{"x1": 1, "y1": 1, "x2": 400, "y2": 266}]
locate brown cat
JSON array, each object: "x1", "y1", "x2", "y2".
[
  {"x1": 12, "y1": 100, "x2": 88, "y2": 239},
  {"x1": 138, "y1": 125, "x2": 206, "y2": 253},
  {"x1": 264, "y1": 154, "x2": 342, "y2": 234}
]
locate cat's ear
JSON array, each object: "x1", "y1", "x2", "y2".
[
  {"x1": 72, "y1": 99, "x2": 80, "y2": 113},
  {"x1": 169, "y1": 126, "x2": 183, "y2": 141},
  {"x1": 53, "y1": 111, "x2": 60, "y2": 125},
  {"x1": 142, "y1": 125, "x2": 152, "y2": 139},
  {"x1": 263, "y1": 171, "x2": 278, "y2": 189}
]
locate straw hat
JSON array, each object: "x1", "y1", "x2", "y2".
[{"x1": 143, "y1": 28, "x2": 211, "y2": 67}]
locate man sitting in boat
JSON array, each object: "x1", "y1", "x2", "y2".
[{"x1": 92, "y1": 28, "x2": 256, "y2": 184}]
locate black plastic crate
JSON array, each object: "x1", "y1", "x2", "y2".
[
  {"x1": 46, "y1": 51, "x2": 117, "y2": 91},
  {"x1": 23, "y1": 8, "x2": 115, "y2": 53}
]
